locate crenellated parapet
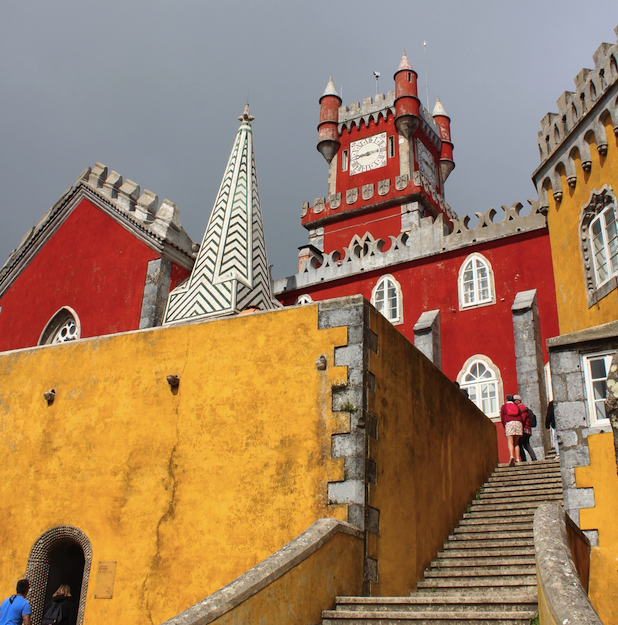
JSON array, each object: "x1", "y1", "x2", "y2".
[
  {"x1": 533, "y1": 25, "x2": 618, "y2": 205},
  {"x1": 275, "y1": 200, "x2": 546, "y2": 294},
  {"x1": 0, "y1": 162, "x2": 196, "y2": 297},
  {"x1": 337, "y1": 92, "x2": 441, "y2": 149}
]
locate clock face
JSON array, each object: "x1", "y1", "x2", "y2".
[
  {"x1": 416, "y1": 140, "x2": 437, "y2": 188},
  {"x1": 350, "y1": 133, "x2": 387, "y2": 175}
]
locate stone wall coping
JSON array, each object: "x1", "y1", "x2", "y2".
[
  {"x1": 533, "y1": 503, "x2": 602, "y2": 625},
  {"x1": 160, "y1": 518, "x2": 363, "y2": 625},
  {"x1": 413, "y1": 309, "x2": 440, "y2": 332},
  {"x1": 511, "y1": 289, "x2": 537, "y2": 312},
  {"x1": 547, "y1": 319, "x2": 618, "y2": 350}
]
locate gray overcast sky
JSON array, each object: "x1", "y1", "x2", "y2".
[{"x1": 1, "y1": 1, "x2": 616, "y2": 279}]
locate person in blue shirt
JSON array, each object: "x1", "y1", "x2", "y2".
[{"x1": 0, "y1": 579, "x2": 31, "y2": 625}]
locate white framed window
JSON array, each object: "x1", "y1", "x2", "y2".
[
  {"x1": 295, "y1": 294, "x2": 313, "y2": 305},
  {"x1": 458, "y1": 253, "x2": 495, "y2": 310},
  {"x1": 583, "y1": 351, "x2": 614, "y2": 426},
  {"x1": 39, "y1": 307, "x2": 81, "y2": 345},
  {"x1": 371, "y1": 274, "x2": 403, "y2": 325},
  {"x1": 457, "y1": 355, "x2": 503, "y2": 421},
  {"x1": 590, "y1": 205, "x2": 618, "y2": 287}
]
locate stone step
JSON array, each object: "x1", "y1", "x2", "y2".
[
  {"x1": 454, "y1": 522, "x2": 532, "y2": 533},
  {"x1": 431, "y1": 557, "x2": 536, "y2": 568},
  {"x1": 335, "y1": 596, "x2": 537, "y2": 613},
  {"x1": 487, "y1": 474, "x2": 562, "y2": 485},
  {"x1": 479, "y1": 488, "x2": 562, "y2": 500},
  {"x1": 447, "y1": 531, "x2": 533, "y2": 542},
  {"x1": 437, "y1": 546, "x2": 534, "y2": 558},
  {"x1": 424, "y1": 567, "x2": 535, "y2": 579},
  {"x1": 462, "y1": 509, "x2": 535, "y2": 521},
  {"x1": 469, "y1": 496, "x2": 562, "y2": 511},
  {"x1": 493, "y1": 467, "x2": 560, "y2": 479},
  {"x1": 459, "y1": 514, "x2": 534, "y2": 528},
  {"x1": 415, "y1": 587, "x2": 535, "y2": 598},
  {"x1": 322, "y1": 610, "x2": 536, "y2": 624},
  {"x1": 443, "y1": 538, "x2": 534, "y2": 549},
  {"x1": 482, "y1": 482, "x2": 562, "y2": 494},
  {"x1": 417, "y1": 576, "x2": 536, "y2": 589}
]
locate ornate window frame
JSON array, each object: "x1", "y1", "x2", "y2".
[
  {"x1": 582, "y1": 350, "x2": 614, "y2": 427},
  {"x1": 458, "y1": 253, "x2": 496, "y2": 310},
  {"x1": 25, "y1": 525, "x2": 92, "y2": 625},
  {"x1": 580, "y1": 185, "x2": 618, "y2": 306},
  {"x1": 371, "y1": 274, "x2": 403, "y2": 325},
  {"x1": 39, "y1": 307, "x2": 81, "y2": 345},
  {"x1": 457, "y1": 354, "x2": 504, "y2": 422}
]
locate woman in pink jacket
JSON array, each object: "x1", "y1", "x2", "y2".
[{"x1": 501, "y1": 394, "x2": 523, "y2": 466}]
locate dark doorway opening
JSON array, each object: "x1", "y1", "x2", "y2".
[{"x1": 43, "y1": 541, "x2": 84, "y2": 625}]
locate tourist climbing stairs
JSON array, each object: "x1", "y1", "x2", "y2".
[{"x1": 322, "y1": 458, "x2": 563, "y2": 624}]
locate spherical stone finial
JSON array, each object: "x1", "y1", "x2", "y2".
[
  {"x1": 238, "y1": 103, "x2": 255, "y2": 123},
  {"x1": 432, "y1": 96, "x2": 447, "y2": 117}
]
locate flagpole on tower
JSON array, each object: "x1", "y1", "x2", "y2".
[{"x1": 424, "y1": 41, "x2": 429, "y2": 110}]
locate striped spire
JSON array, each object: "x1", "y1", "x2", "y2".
[{"x1": 163, "y1": 105, "x2": 280, "y2": 324}]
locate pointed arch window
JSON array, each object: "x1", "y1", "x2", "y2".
[
  {"x1": 457, "y1": 355, "x2": 503, "y2": 420},
  {"x1": 458, "y1": 253, "x2": 495, "y2": 309},
  {"x1": 371, "y1": 275, "x2": 403, "y2": 324},
  {"x1": 39, "y1": 307, "x2": 81, "y2": 345}
]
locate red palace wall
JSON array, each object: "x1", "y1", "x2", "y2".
[
  {"x1": 0, "y1": 198, "x2": 188, "y2": 353},
  {"x1": 279, "y1": 228, "x2": 559, "y2": 463}
]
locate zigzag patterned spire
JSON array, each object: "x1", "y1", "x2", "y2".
[{"x1": 163, "y1": 105, "x2": 280, "y2": 324}]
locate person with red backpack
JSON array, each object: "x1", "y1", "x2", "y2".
[
  {"x1": 501, "y1": 394, "x2": 523, "y2": 466},
  {"x1": 514, "y1": 395, "x2": 537, "y2": 462}
]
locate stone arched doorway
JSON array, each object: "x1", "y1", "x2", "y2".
[{"x1": 26, "y1": 526, "x2": 92, "y2": 625}]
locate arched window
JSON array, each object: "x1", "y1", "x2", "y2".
[
  {"x1": 296, "y1": 294, "x2": 313, "y2": 305},
  {"x1": 458, "y1": 254, "x2": 495, "y2": 309},
  {"x1": 371, "y1": 275, "x2": 403, "y2": 324},
  {"x1": 457, "y1": 356, "x2": 503, "y2": 420},
  {"x1": 590, "y1": 204, "x2": 618, "y2": 286},
  {"x1": 39, "y1": 307, "x2": 81, "y2": 345}
]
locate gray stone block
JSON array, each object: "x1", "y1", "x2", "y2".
[
  {"x1": 563, "y1": 486, "x2": 595, "y2": 510},
  {"x1": 552, "y1": 375, "x2": 568, "y2": 402},
  {"x1": 344, "y1": 456, "x2": 365, "y2": 480},
  {"x1": 559, "y1": 429, "x2": 579, "y2": 448},
  {"x1": 328, "y1": 480, "x2": 365, "y2": 505},
  {"x1": 582, "y1": 426, "x2": 613, "y2": 438},
  {"x1": 583, "y1": 530, "x2": 599, "y2": 547},
  {"x1": 331, "y1": 433, "x2": 357, "y2": 458},
  {"x1": 364, "y1": 557, "x2": 378, "y2": 582},
  {"x1": 347, "y1": 504, "x2": 364, "y2": 529},
  {"x1": 563, "y1": 446, "x2": 590, "y2": 469},
  {"x1": 334, "y1": 344, "x2": 363, "y2": 367},
  {"x1": 561, "y1": 467, "x2": 577, "y2": 489},
  {"x1": 367, "y1": 507, "x2": 380, "y2": 534},
  {"x1": 365, "y1": 329, "x2": 379, "y2": 353},
  {"x1": 566, "y1": 372, "x2": 585, "y2": 401},
  {"x1": 517, "y1": 355, "x2": 538, "y2": 371},
  {"x1": 565, "y1": 507, "x2": 580, "y2": 526},
  {"x1": 551, "y1": 350, "x2": 581, "y2": 375},
  {"x1": 347, "y1": 324, "x2": 364, "y2": 345},
  {"x1": 556, "y1": 401, "x2": 588, "y2": 429}
]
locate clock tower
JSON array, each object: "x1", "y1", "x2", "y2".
[{"x1": 301, "y1": 51, "x2": 456, "y2": 257}]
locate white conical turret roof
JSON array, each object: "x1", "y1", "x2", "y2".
[
  {"x1": 432, "y1": 96, "x2": 447, "y2": 117},
  {"x1": 397, "y1": 49, "x2": 413, "y2": 72},
  {"x1": 322, "y1": 75, "x2": 339, "y2": 98},
  {"x1": 163, "y1": 105, "x2": 280, "y2": 324}
]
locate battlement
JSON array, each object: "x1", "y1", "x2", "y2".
[
  {"x1": 80, "y1": 162, "x2": 194, "y2": 257},
  {"x1": 337, "y1": 91, "x2": 441, "y2": 146},
  {"x1": 275, "y1": 200, "x2": 546, "y2": 294},
  {"x1": 536, "y1": 25, "x2": 618, "y2": 172},
  {"x1": 0, "y1": 163, "x2": 196, "y2": 296}
]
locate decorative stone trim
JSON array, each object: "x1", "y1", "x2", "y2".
[
  {"x1": 39, "y1": 306, "x2": 81, "y2": 345},
  {"x1": 139, "y1": 258, "x2": 173, "y2": 329},
  {"x1": 318, "y1": 296, "x2": 379, "y2": 592},
  {"x1": 346, "y1": 188, "x2": 359, "y2": 205},
  {"x1": 26, "y1": 525, "x2": 93, "y2": 625},
  {"x1": 160, "y1": 518, "x2": 363, "y2": 625},
  {"x1": 378, "y1": 179, "x2": 390, "y2": 196},
  {"x1": 533, "y1": 504, "x2": 601, "y2": 625},
  {"x1": 313, "y1": 197, "x2": 325, "y2": 214},
  {"x1": 362, "y1": 184, "x2": 374, "y2": 201},
  {"x1": 275, "y1": 201, "x2": 546, "y2": 295},
  {"x1": 578, "y1": 185, "x2": 618, "y2": 307},
  {"x1": 329, "y1": 192, "x2": 342, "y2": 209},
  {"x1": 395, "y1": 174, "x2": 409, "y2": 191},
  {"x1": 413, "y1": 309, "x2": 441, "y2": 370}
]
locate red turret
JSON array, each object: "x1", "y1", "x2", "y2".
[
  {"x1": 317, "y1": 76, "x2": 342, "y2": 163},
  {"x1": 432, "y1": 96, "x2": 455, "y2": 182},
  {"x1": 394, "y1": 50, "x2": 420, "y2": 139}
]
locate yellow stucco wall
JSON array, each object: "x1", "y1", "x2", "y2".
[
  {"x1": 211, "y1": 530, "x2": 364, "y2": 625},
  {"x1": 575, "y1": 432, "x2": 618, "y2": 625},
  {"x1": 366, "y1": 309, "x2": 499, "y2": 595},
  {"x1": 544, "y1": 117, "x2": 618, "y2": 334},
  {"x1": 0, "y1": 306, "x2": 350, "y2": 625},
  {"x1": 537, "y1": 568, "x2": 558, "y2": 625}
]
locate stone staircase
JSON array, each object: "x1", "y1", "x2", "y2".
[{"x1": 322, "y1": 459, "x2": 563, "y2": 624}]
